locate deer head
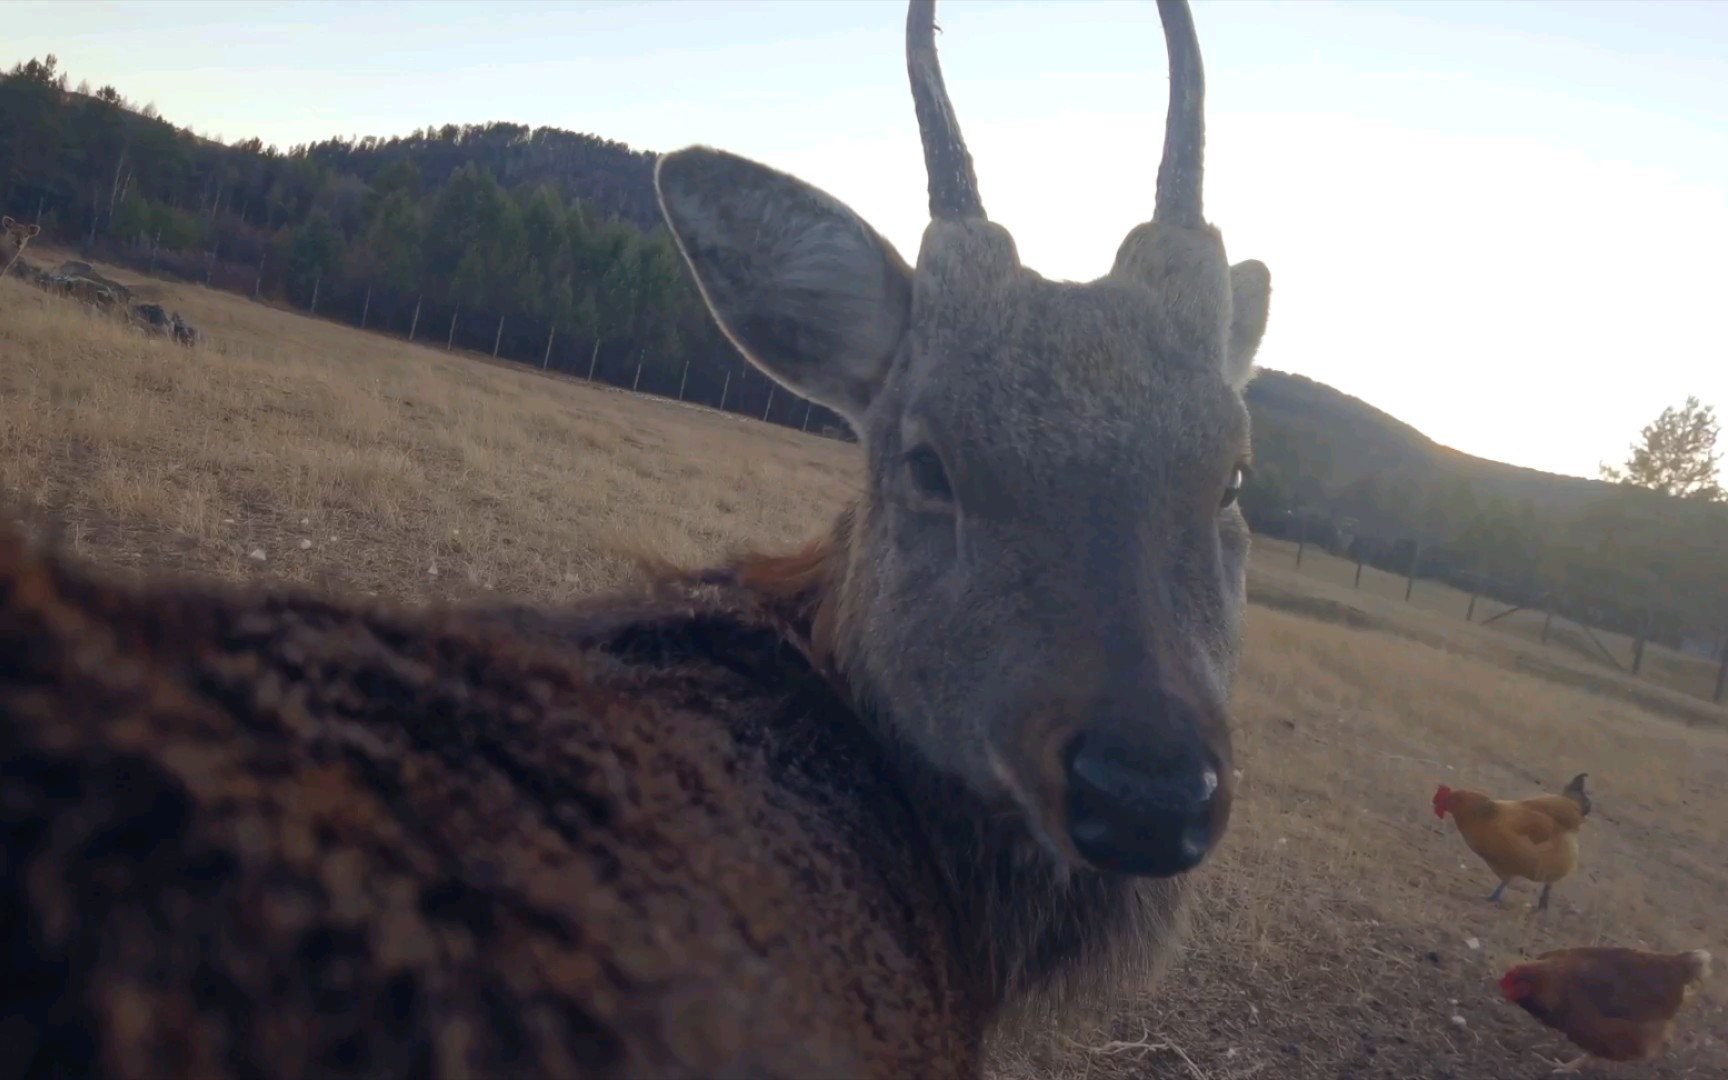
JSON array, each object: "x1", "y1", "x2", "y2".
[
  {"x1": 1, "y1": 215, "x2": 41, "y2": 279},
  {"x1": 1, "y1": 216, "x2": 41, "y2": 241},
  {"x1": 656, "y1": 0, "x2": 1270, "y2": 879}
]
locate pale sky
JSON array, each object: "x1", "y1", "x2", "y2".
[{"x1": 11, "y1": 0, "x2": 1728, "y2": 480}]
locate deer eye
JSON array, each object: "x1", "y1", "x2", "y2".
[
  {"x1": 903, "y1": 444, "x2": 954, "y2": 503},
  {"x1": 1220, "y1": 464, "x2": 1249, "y2": 509}
]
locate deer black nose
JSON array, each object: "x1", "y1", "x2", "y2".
[{"x1": 1064, "y1": 730, "x2": 1220, "y2": 877}]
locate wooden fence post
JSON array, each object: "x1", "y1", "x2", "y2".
[
  {"x1": 677, "y1": 360, "x2": 690, "y2": 401},
  {"x1": 1465, "y1": 580, "x2": 1480, "y2": 622},
  {"x1": 309, "y1": 273, "x2": 321, "y2": 315},
  {"x1": 1541, "y1": 601, "x2": 1554, "y2": 644},
  {"x1": 543, "y1": 326, "x2": 556, "y2": 369},
  {"x1": 360, "y1": 287, "x2": 372, "y2": 330},
  {"x1": 802, "y1": 399, "x2": 813, "y2": 432},
  {"x1": 1294, "y1": 516, "x2": 1306, "y2": 569},
  {"x1": 719, "y1": 371, "x2": 731, "y2": 411},
  {"x1": 253, "y1": 251, "x2": 265, "y2": 299},
  {"x1": 632, "y1": 356, "x2": 644, "y2": 391},
  {"x1": 1714, "y1": 643, "x2": 1727, "y2": 705},
  {"x1": 492, "y1": 314, "x2": 505, "y2": 358},
  {"x1": 1404, "y1": 540, "x2": 1421, "y2": 602},
  {"x1": 447, "y1": 310, "x2": 458, "y2": 351},
  {"x1": 1353, "y1": 557, "x2": 1365, "y2": 589},
  {"x1": 762, "y1": 385, "x2": 775, "y2": 422},
  {"x1": 586, "y1": 340, "x2": 601, "y2": 381},
  {"x1": 409, "y1": 295, "x2": 423, "y2": 341}
]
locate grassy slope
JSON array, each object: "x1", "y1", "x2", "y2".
[
  {"x1": 3, "y1": 255, "x2": 1724, "y2": 1079},
  {"x1": 1252, "y1": 538, "x2": 1722, "y2": 718}
]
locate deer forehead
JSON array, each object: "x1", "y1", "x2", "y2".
[{"x1": 891, "y1": 275, "x2": 1248, "y2": 478}]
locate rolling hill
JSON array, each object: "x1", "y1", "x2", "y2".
[{"x1": 1245, "y1": 368, "x2": 1609, "y2": 521}]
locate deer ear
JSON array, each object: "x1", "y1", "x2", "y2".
[
  {"x1": 1224, "y1": 260, "x2": 1270, "y2": 390},
  {"x1": 656, "y1": 146, "x2": 911, "y2": 424}
]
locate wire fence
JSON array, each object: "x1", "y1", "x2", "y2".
[
  {"x1": 1257, "y1": 517, "x2": 1728, "y2": 708},
  {"x1": 81, "y1": 232, "x2": 857, "y2": 444}
]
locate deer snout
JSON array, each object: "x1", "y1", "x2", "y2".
[{"x1": 1063, "y1": 721, "x2": 1225, "y2": 878}]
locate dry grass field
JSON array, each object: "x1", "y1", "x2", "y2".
[
  {"x1": 3, "y1": 253, "x2": 1725, "y2": 1079},
  {"x1": 1252, "y1": 538, "x2": 1724, "y2": 709}
]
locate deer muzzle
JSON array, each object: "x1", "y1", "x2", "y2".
[{"x1": 1061, "y1": 706, "x2": 1227, "y2": 878}]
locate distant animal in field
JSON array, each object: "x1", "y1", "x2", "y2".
[
  {"x1": 2, "y1": 213, "x2": 42, "y2": 279},
  {"x1": 1433, "y1": 772, "x2": 1590, "y2": 910},
  {"x1": 131, "y1": 301, "x2": 202, "y2": 347},
  {"x1": 42, "y1": 272, "x2": 124, "y2": 310},
  {"x1": 132, "y1": 300, "x2": 172, "y2": 329},
  {"x1": 170, "y1": 311, "x2": 200, "y2": 347},
  {"x1": 0, "y1": 0, "x2": 1275, "y2": 1076}
]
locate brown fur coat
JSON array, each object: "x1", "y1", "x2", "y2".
[{"x1": 0, "y1": 530, "x2": 979, "y2": 1079}]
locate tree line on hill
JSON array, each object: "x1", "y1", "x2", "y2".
[
  {"x1": 1245, "y1": 374, "x2": 1727, "y2": 667},
  {"x1": 0, "y1": 55, "x2": 849, "y2": 434},
  {"x1": 4, "y1": 53, "x2": 1723, "y2": 671}
]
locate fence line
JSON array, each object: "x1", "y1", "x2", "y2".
[
  {"x1": 47, "y1": 231, "x2": 856, "y2": 446},
  {"x1": 1258, "y1": 527, "x2": 1728, "y2": 708}
]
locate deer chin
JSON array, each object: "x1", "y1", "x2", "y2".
[{"x1": 984, "y1": 741, "x2": 1089, "y2": 875}]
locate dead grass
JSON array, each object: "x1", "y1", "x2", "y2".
[
  {"x1": 3, "y1": 258, "x2": 1725, "y2": 1079},
  {"x1": 1255, "y1": 537, "x2": 1723, "y2": 707},
  {"x1": 1, "y1": 244, "x2": 856, "y2": 601}
]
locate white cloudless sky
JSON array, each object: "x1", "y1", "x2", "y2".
[{"x1": 11, "y1": 0, "x2": 1727, "y2": 480}]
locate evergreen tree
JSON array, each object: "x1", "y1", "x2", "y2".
[{"x1": 1600, "y1": 396, "x2": 1723, "y2": 502}]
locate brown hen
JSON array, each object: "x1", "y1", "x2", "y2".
[{"x1": 1500, "y1": 946, "x2": 1712, "y2": 1073}]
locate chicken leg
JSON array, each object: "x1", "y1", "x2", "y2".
[
  {"x1": 1486, "y1": 880, "x2": 1508, "y2": 903},
  {"x1": 1537, "y1": 883, "x2": 1553, "y2": 911}
]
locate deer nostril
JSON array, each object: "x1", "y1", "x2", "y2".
[{"x1": 1063, "y1": 731, "x2": 1220, "y2": 878}]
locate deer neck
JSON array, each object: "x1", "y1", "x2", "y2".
[{"x1": 721, "y1": 506, "x2": 1173, "y2": 1032}]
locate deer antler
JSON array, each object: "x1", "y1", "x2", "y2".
[
  {"x1": 906, "y1": 0, "x2": 985, "y2": 221},
  {"x1": 1154, "y1": 0, "x2": 1206, "y2": 228}
]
